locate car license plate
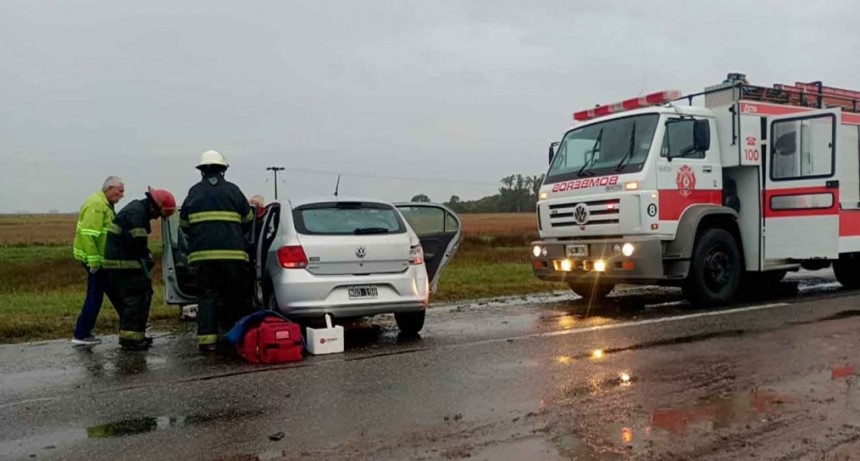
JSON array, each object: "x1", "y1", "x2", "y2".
[
  {"x1": 566, "y1": 244, "x2": 588, "y2": 257},
  {"x1": 348, "y1": 286, "x2": 378, "y2": 299}
]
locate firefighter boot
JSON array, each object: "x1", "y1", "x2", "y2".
[{"x1": 119, "y1": 339, "x2": 151, "y2": 351}]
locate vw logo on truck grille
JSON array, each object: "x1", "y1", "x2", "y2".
[
  {"x1": 573, "y1": 204, "x2": 589, "y2": 225},
  {"x1": 355, "y1": 246, "x2": 366, "y2": 258}
]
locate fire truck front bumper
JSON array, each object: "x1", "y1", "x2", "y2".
[{"x1": 530, "y1": 238, "x2": 671, "y2": 284}]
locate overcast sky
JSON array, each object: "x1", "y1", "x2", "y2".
[{"x1": 2, "y1": 0, "x2": 859, "y2": 212}]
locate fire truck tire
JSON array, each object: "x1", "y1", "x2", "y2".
[
  {"x1": 568, "y1": 281, "x2": 615, "y2": 301},
  {"x1": 395, "y1": 310, "x2": 425, "y2": 336},
  {"x1": 833, "y1": 257, "x2": 860, "y2": 289},
  {"x1": 683, "y1": 228, "x2": 741, "y2": 307}
]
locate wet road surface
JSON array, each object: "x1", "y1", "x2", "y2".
[{"x1": 1, "y1": 269, "x2": 859, "y2": 460}]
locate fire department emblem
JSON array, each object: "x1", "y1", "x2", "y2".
[{"x1": 676, "y1": 165, "x2": 696, "y2": 197}]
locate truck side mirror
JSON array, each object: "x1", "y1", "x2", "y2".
[
  {"x1": 548, "y1": 142, "x2": 559, "y2": 165},
  {"x1": 693, "y1": 120, "x2": 710, "y2": 152}
]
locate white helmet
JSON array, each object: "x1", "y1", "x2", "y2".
[{"x1": 197, "y1": 150, "x2": 229, "y2": 169}]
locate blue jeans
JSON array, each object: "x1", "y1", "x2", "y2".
[{"x1": 73, "y1": 267, "x2": 108, "y2": 340}]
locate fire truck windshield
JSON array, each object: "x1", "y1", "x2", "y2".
[{"x1": 547, "y1": 114, "x2": 659, "y2": 183}]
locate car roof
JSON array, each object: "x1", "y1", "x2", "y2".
[{"x1": 283, "y1": 195, "x2": 396, "y2": 209}]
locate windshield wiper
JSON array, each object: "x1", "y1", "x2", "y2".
[
  {"x1": 577, "y1": 128, "x2": 603, "y2": 177},
  {"x1": 353, "y1": 227, "x2": 390, "y2": 235},
  {"x1": 615, "y1": 122, "x2": 637, "y2": 172}
]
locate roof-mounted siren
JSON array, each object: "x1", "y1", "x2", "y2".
[{"x1": 573, "y1": 90, "x2": 681, "y2": 122}]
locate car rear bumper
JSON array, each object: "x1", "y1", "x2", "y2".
[
  {"x1": 270, "y1": 265, "x2": 429, "y2": 319},
  {"x1": 283, "y1": 301, "x2": 426, "y2": 319}
]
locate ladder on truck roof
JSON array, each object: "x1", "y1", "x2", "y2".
[{"x1": 694, "y1": 75, "x2": 860, "y2": 113}]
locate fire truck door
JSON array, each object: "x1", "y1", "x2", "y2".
[{"x1": 764, "y1": 109, "x2": 840, "y2": 260}]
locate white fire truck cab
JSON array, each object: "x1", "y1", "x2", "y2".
[{"x1": 532, "y1": 74, "x2": 860, "y2": 306}]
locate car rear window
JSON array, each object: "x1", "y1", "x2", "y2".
[{"x1": 293, "y1": 202, "x2": 407, "y2": 235}]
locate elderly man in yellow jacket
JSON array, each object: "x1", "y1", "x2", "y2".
[{"x1": 71, "y1": 176, "x2": 125, "y2": 346}]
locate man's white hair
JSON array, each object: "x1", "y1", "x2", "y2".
[{"x1": 102, "y1": 176, "x2": 124, "y2": 191}]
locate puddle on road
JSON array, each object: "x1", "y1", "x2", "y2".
[
  {"x1": 87, "y1": 408, "x2": 263, "y2": 439},
  {"x1": 0, "y1": 408, "x2": 262, "y2": 458},
  {"x1": 468, "y1": 436, "x2": 567, "y2": 461},
  {"x1": 650, "y1": 389, "x2": 794, "y2": 435},
  {"x1": 602, "y1": 364, "x2": 858, "y2": 454}
]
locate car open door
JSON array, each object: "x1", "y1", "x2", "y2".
[
  {"x1": 394, "y1": 203, "x2": 462, "y2": 293},
  {"x1": 253, "y1": 203, "x2": 281, "y2": 308},
  {"x1": 161, "y1": 212, "x2": 199, "y2": 305}
]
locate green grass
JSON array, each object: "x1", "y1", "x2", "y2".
[
  {"x1": 0, "y1": 242, "x2": 565, "y2": 343},
  {"x1": 0, "y1": 286, "x2": 180, "y2": 343}
]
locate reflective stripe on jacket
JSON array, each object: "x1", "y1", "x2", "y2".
[
  {"x1": 179, "y1": 174, "x2": 253, "y2": 264},
  {"x1": 73, "y1": 191, "x2": 115, "y2": 268}
]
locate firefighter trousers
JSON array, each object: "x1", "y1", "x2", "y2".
[
  {"x1": 105, "y1": 270, "x2": 153, "y2": 343},
  {"x1": 194, "y1": 260, "x2": 252, "y2": 346}
]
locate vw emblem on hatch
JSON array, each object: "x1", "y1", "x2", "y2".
[
  {"x1": 573, "y1": 204, "x2": 589, "y2": 225},
  {"x1": 355, "y1": 246, "x2": 366, "y2": 258}
]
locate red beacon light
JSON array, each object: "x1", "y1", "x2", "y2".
[{"x1": 573, "y1": 90, "x2": 681, "y2": 122}]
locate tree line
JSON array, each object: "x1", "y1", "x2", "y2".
[{"x1": 410, "y1": 173, "x2": 545, "y2": 213}]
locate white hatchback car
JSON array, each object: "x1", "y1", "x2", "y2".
[{"x1": 162, "y1": 197, "x2": 462, "y2": 334}]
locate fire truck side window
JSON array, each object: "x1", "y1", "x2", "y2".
[
  {"x1": 661, "y1": 119, "x2": 707, "y2": 159},
  {"x1": 771, "y1": 115, "x2": 834, "y2": 180}
]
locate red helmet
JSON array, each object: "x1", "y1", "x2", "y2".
[{"x1": 147, "y1": 186, "x2": 177, "y2": 218}]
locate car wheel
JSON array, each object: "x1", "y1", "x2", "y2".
[
  {"x1": 394, "y1": 310, "x2": 425, "y2": 335},
  {"x1": 683, "y1": 228, "x2": 741, "y2": 307},
  {"x1": 568, "y1": 280, "x2": 615, "y2": 301}
]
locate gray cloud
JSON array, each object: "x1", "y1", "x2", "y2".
[{"x1": 2, "y1": 0, "x2": 858, "y2": 211}]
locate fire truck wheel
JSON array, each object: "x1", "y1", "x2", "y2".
[
  {"x1": 683, "y1": 228, "x2": 741, "y2": 307},
  {"x1": 568, "y1": 281, "x2": 615, "y2": 301},
  {"x1": 395, "y1": 310, "x2": 426, "y2": 336},
  {"x1": 833, "y1": 257, "x2": 860, "y2": 289}
]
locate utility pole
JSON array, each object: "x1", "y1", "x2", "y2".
[{"x1": 266, "y1": 166, "x2": 285, "y2": 200}]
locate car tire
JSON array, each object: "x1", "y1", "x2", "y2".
[
  {"x1": 394, "y1": 310, "x2": 425, "y2": 335},
  {"x1": 683, "y1": 228, "x2": 742, "y2": 307},
  {"x1": 568, "y1": 280, "x2": 615, "y2": 301}
]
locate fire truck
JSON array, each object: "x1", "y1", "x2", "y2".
[{"x1": 531, "y1": 73, "x2": 860, "y2": 306}]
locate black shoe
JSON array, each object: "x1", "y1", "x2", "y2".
[{"x1": 120, "y1": 340, "x2": 151, "y2": 351}]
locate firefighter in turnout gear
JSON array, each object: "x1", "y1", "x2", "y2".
[
  {"x1": 180, "y1": 150, "x2": 254, "y2": 352},
  {"x1": 104, "y1": 187, "x2": 177, "y2": 350}
]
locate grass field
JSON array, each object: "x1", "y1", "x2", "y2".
[{"x1": 0, "y1": 213, "x2": 564, "y2": 343}]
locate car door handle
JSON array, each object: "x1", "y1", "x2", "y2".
[
  {"x1": 703, "y1": 166, "x2": 713, "y2": 173},
  {"x1": 826, "y1": 180, "x2": 839, "y2": 189}
]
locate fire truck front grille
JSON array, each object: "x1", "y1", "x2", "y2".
[{"x1": 548, "y1": 198, "x2": 620, "y2": 228}]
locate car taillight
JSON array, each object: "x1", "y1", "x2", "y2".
[
  {"x1": 277, "y1": 245, "x2": 308, "y2": 269},
  {"x1": 409, "y1": 244, "x2": 424, "y2": 265}
]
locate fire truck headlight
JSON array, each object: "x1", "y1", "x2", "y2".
[
  {"x1": 594, "y1": 260, "x2": 607, "y2": 272},
  {"x1": 539, "y1": 192, "x2": 548, "y2": 200},
  {"x1": 560, "y1": 259, "x2": 573, "y2": 272},
  {"x1": 532, "y1": 245, "x2": 543, "y2": 258},
  {"x1": 622, "y1": 243, "x2": 635, "y2": 257}
]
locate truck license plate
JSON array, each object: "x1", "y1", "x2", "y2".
[
  {"x1": 565, "y1": 245, "x2": 588, "y2": 257},
  {"x1": 348, "y1": 286, "x2": 378, "y2": 299}
]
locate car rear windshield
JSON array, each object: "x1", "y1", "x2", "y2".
[{"x1": 293, "y1": 202, "x2": 407, "y2": 235}]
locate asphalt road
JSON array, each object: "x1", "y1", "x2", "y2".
[{"x1": 1, "y1": 269, "x2": 859, "y2": 461}]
